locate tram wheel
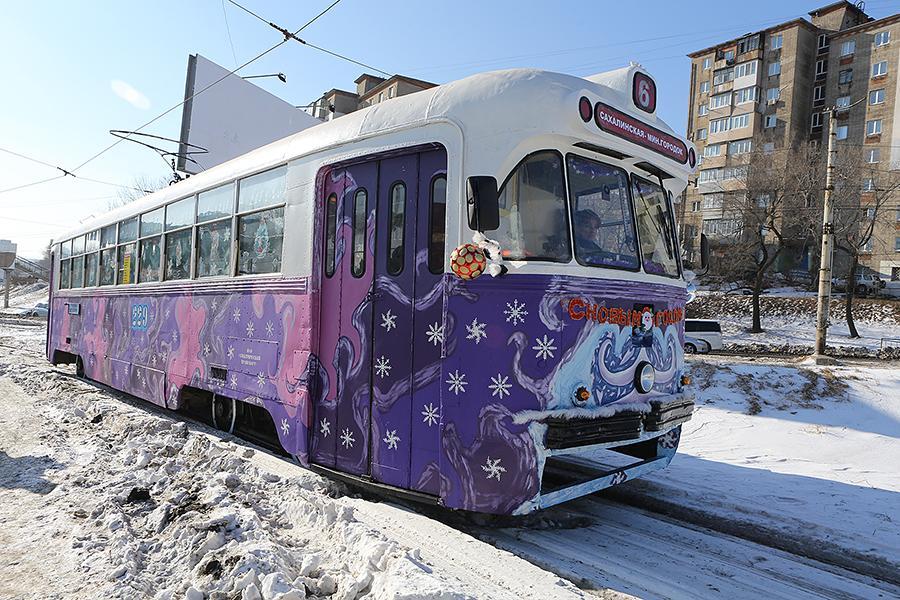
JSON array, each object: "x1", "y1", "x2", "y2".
[{"x1": 211, "y1": 394, "x2": 236, "y2": 433}]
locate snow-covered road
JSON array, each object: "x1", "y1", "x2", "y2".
[{"x1": 2, "y1": 323, "x2": 898, "y2": 599}]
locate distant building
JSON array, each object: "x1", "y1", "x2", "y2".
[
  {"x1": 681, "y1": 1, "x2": 900, "y2": 280},
  {"x1": 306, "y1": 73, "x2": 438, "y2": 121}
]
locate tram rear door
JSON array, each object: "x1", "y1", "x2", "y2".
[{"x1": 313, "y1": 147, "x2": 447, "y2": 495}]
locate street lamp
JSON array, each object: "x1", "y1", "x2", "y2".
[{"x1": 242, "y1": 73, "x2": 287, "y2": 83}]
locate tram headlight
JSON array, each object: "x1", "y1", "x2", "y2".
[{"x1": 634, "y1": 362, "x2": 655, "y2": 394}]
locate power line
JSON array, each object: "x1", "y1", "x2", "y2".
[
  {"x1": 0, "y1": 175, "x2": 66, "y2": 195},
  {"x1": 220, "y1": 0, "x2": 239, "y2": 67},
  {"x1": 227, "y1": 0, "x2": 392, "y2": 76}
]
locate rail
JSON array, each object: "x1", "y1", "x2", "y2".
[{"x1": 880, "y1": 337, "x2": 900, "y2": 350}]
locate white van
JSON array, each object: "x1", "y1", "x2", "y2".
[{"x1": 685, "y1": 319, "x2": 723, "y2": 351}]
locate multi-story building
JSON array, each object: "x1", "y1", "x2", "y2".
[
  {"x1": 306, "y1": 73, "x2": 437, "y2": 121},
  {"x1": 681, "y1": 1, "x2": 899, "y2": 280}
]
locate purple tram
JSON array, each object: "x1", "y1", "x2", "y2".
[{"x1": 48, "y1": 66, "x2": 700, "y2": 515}]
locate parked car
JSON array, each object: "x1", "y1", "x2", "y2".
[
  {"x1": 832, "y1": 273, "x2": 885, "y2": 297},
  {"x1": 23, "y1": 303, "x2": 48, "y2": 318},
  {"x1": 684, "y1": 319, "x2": 723, "y2": 351},
  {"x1": 684, "y1": 335, "x2": 711, "y2": 354}
]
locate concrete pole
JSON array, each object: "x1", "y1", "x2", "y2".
[
  {"x1": 3, "y1": 269, "x2": 9, "y2": 309},
  {"x1": 814, "y1": 108, "x2": 837, "y2": 357}
]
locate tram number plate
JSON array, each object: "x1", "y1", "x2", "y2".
[{"x1": 131, "y1": 303, "x2": 149, "y2": 331}]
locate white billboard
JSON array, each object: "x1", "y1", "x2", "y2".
[{"x1": 177, "y1": 54, "x2": 321, "y2": 174}]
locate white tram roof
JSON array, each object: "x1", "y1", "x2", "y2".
[{"x1": 58, "y1": 65, "x2": 694, "y2": 242}]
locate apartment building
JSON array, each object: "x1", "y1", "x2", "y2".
[
  {"x1": 306, "y1": 73, "x2": 437, "y2": 121},
  {"x1": 682, "y1": 1, "x2": 900, "y2": 280}
]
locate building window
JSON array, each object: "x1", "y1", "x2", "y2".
[
  {"x1": 862, "y1": 178, "x2": 875, "y2": 192},
  {"x1": 836, "y1": 125, "x2": 849, "y2": 139},
  {"x1": 763, "y1": 142, "x2": 775, "y2": 154},
  {"x1": 765, "y1": 114, "x2": 777, "y2": 128},
  {"x1": 702, "y1": 57, "x2": 711, "y2": 70},
  {"x1": 698, "y1": 103, "x2": 709, "y2": 116},
  {"x1": 840, "y1": 40, "x2": 856, "y2": 56},
  {"x1": 691, "y1": 201, "x2": 701, "y2": 212},
  {"x1": 836, "y1": 95, "x2": 851, "y2": 108},
  {"x1": 699, "y1": 81, "x2": 710, "y2": 94},
  {"x1": 724, "y1": 49, "x2": 735, "y2": 61},
  {"x1": 815, "y1": 60, "x2": 827, "y2": 76},
  {"x1": 866, "y1": 119, "x2": 882, "y2": 136},
  {"x1": 710, "y1": 92, "x2": 731, "y2": 109},
  {"x1": 770, "y1": 34, "x2": 783, "y2": 50},
  {"x1": 896, "y1": 208, "x2": 900, "y2": 222},
  {"x1": 872, "y1": 61, "x2": 888, "y2": 78},
  {"x1": 869, "y1": 89, "x2": 885, "y2": 105},
  {"x1": 702, "y1": 193, "x2": 724, "y2": 209},
  {"x1": 813, "y1": 86, "x2": 825, "y2": 102},
  {"x1": 838, "y1": 69, "x2": 853, "y2": 85},
  {"x1": 768, "y1": 61, "x2": 781, "y2": 76},
  {"x1": 866, "y1": 148, "x2": 880, "y2": 163},
  {"x1": 713, "y1": 67, "x2": 734, "y2": 85},
  {"x1": 378, "y1": 92, "x2": 384, "y2": 102},
  {"x1": 862, "y1": 239, "x2": 873, "y2": 253},
  {"x1": 710, "y1": 117, "x2": 728, "y2": 134},
  {"x1": 703, "y1": 144, "x2": 722, "y2": 157},
  {"x1": 696, "y1": 128, "x2": 707, "y2": 140},
  {"x1": 728, "y1": 139, "x2": 752, "y2": 155},
  {"x1": 811, "y1": 112, "x2": 822, "y2": 128},
  {"x1": 767, "y1": 87, "x2": 781, "y2": 102},
  {"x1": 734, "y1": 86, "x2": 757, "y2": 104},
  {"x1": 699, "y1": 169, "x2": 723, "y2": 183},
  {"x1": 738, "y1": 35, "x2": 760, "y2": 54},
  {"x1": 731, "y1": 113, "x2": 750, "y2": 129},
  {"x1": 388, "y1": 87, "x2": 394, "y2": 99},
  {"x1": 896, "y1": 237, "x2": 900, "y2": 253},
  {"x1": 818, "y1": 34, "x2": 829, "y2": 50},
  {"x1": 874, "y1": 31, "x2": 890, "y2": 47},
  {"x1": 734, "y1": 61, "x2": 757, "y2": 78},
  {"x1": 866, "y1": 207, "x2": 875, "y2": 218}
]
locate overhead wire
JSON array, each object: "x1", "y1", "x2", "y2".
[{"x1": 220, "y1": 0, "x2": 239, "y2": 68}]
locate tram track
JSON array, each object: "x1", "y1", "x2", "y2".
[{"x1": 3, "y1": 326, "x2": 898, "y2": 598}]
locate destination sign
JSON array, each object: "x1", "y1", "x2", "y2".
[{"x1": 580, "y1": 98, "x2": 690, "y2": 165}]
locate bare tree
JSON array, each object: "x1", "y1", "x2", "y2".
[
  {"x1": 831, "y1": 150, "x2": 900, "y2": 337},
  {"x1": 108, "y1": 175, "x2": 170, "y2": 210},
  {"x1": 714, "y1": 143, "x2": 822, "y2": 333}
]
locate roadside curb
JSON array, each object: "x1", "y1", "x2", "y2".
[{"x1": 605, "y1": 482, "x2": 900, "y2": 587}]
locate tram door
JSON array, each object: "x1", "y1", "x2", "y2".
[{"x1": 369, "y1": 148, "x2": 447, "y2": 492}]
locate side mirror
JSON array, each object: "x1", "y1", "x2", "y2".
[
  {"x1": 466, "y1": 176, "x2": 500, "y2": 231},
  {"x1": 698, "y1": 233, "x2": 710, "y2": 276}
]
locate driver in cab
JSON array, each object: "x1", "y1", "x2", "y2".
[{"x1": 574, "y1": 209, "x2": 603, "y2": 256}]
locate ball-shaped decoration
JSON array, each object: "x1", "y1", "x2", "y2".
[{"x1": 449, "y1": 243, "x2": 486, "y2": 280}]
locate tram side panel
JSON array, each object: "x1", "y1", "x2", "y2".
[{"x1": 48, "y1": 284, "x2": 319, "y2": 459}]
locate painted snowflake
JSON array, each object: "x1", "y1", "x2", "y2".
[
  {"x1": 375, "y1": 355, "x2": 392, "y2": 378},
  {"x1": 465, "y1": 317, "x2": 487, "y2": 344},
  {"x1": 426, "y1": 322, "x2": 444, "y2": 346},
  {"x1": 320, "y1": 418, "x2": 331, "y2": 437},
  {"x1": 446, "y1": 370, "x2": 468, "y2": 395},
  {"x1": 532, "y1": 334, "x2": 557, "y2": 360},
  {"x1": 421, "y1": 402, "x2": 440, "y2": 427},
  {"x1": 246, "y1": 321, "x2": 255, "y2": 338},
  {"x1": 232, "y1": 307, "x2": 241, "y2": 322},
  {"x1": 380, "y1": 310, "x2": 397, "y2": 332},
  {"x1": 150, "y1": 354, "x2": 157, "y2": 367},
  {"x1": 256, "y1": 371, "x2": 266, "y2": 388},
  {"x1": 383, "y1": 429, "x2": 400, "y2": 450},
  {"x1": 488, "y1": 374, "x2": 512, "y2": 399},
  {"x1": 203, "y1": 343, "x2": 211, "y2": 356},
  {"x1": 171, "y1": 330, "x2": 178, "y2": 343},
  {"x1": 230, "y1": 373, "x2": 238, "y2": 389},
  {"x1": 340, "y1": 428, "x2": 355, "y2": 449},
  {"x1": 265, "y1": 321, "x2": 275, "y2": 338},
  {"x1": 280, "y1": 418, "x2": 290, "y2": 436},
  {"x1": 504, "y1": 299, "x2": 528, "y2": 326},
  {"x1": 482, "y1": 457, "x2": 507, "y2": 482},
  {"x1": 210, "y1": 298, "x2": 219, "y2": 312},
  {"x1": 227, "y1": 345, "x2": 235, "y2": 359}
]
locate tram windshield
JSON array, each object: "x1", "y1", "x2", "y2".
[{"x1": 631, "y1": 175, "x2": 680, "y2": 277}]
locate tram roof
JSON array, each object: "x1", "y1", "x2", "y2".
[{"x1": 58, "y1": 66, "x2": 692, "y2": 242}]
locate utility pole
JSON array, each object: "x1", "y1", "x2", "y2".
[{"x1": 813, "y1": 108, "x2": 837, "y2": 359}]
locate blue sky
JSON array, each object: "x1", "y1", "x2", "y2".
[{"x1": 2, "y1": 0, "x2": 896, "y2": 257}]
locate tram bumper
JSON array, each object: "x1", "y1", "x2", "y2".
[{"x1": 516, "y1": 392, "x2": 694, "y2": 514}]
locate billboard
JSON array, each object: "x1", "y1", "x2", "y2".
[
  {"x1": 0, "y1": 240, "x2": 16, "y2": 269},
  {"x1": 177, "y1": 55, "x2": 321, "y2": 174}
]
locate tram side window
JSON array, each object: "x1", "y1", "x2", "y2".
[
  {"x1": 72, "y1": 235, "x2": 85, "y2": 256},
  {"x1": 117, "y1": 243, "x2": 136, "y2": 284},
  {"x1": 238, "y1": 207, "x2": 284, "y2": 275},
  {"x1": 197, "y1": 183, "x2": 235, "y2": 278},
  {"x1": 61, "y1": 239, "x2": 72, "y2": 260},
  {"x1": 139, "y1": 236, "x2": 161, "y2": 283},
  {"x1": 238, "y1": 166, "x2": 286, "y2": 213},
  {"x1": 165, "y1": 229, "x2": 192, "y2": 280},
  {"x1": 85, "y1": 230, "x2": 100, "y2": 254},
  {"x1": 71, "y1": 254, "x2": 85, "y2": 288},
  {"x1": 494, "y1": 152, "x2": 570, "y2": 262},
  {"x1": 197, "y1": 219, "x2": 233, "y2": 278},
  {"x1": 351, "y1": 189, "x2": 367, "y2": 277},
  {"x1": 100, "y1": 224, "x2": 117, "y2": 248},
  {"x1": 566, "y1": 155, "x2": 639, "y2": 270},
  {"x1": 85, "y1": 252, "x2": 99, "y2": 287},
  {"x1": 387, "y1": 182, "x2": 406, "y2": 275},
  {"x1": 99, "y1": 248, "x2": 116, "y2": 286},
  {"x1": 60, "y1": 259, "x2": 71, "y2": 289},
  {"x1": 324, "y1": 193, "x2": 338, "y2": 277},
  {"x1": 631, "y1": 176, "x2": 680, "y2": 278},
  {"x1": 428, "y1": 175, "x2": 447, "y2": 274},
  {"x1": 119, "y1": 217, "x2": 138, "y2": 243}
]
